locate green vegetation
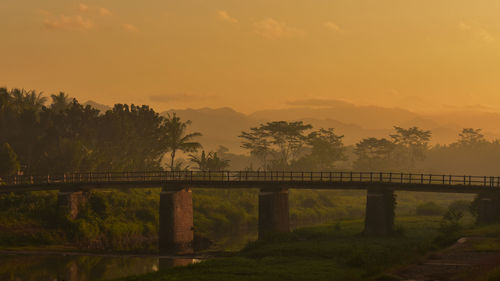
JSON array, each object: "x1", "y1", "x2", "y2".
[{"x1": 115, "y1": 217, "x2": 452, "y2": 281}]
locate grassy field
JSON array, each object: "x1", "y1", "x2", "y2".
[{"x1": 115, "y1": 216, "x2": 459, "y2": 281}]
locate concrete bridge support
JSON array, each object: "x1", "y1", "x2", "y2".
[
  {"x1": 57, "y1": 191, "x2": 89, "y2": 220},
  {"x1": 159, "y1": 187, "x2": 194, "y2": 255},
  {"x1": 258, "y1": 188, "x2": 290, "y2": 239},
  {"x1": 476, "y1": 192, "x2": 500, "y2": 224},
  {"x1": 364, "y1": 189, "x2": 395, "y2": 236}
]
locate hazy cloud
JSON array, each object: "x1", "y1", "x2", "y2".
[
  {"x1": 217, "y1": 10, "x2": 238, "y2": 23},
  {"x1": 478, "y1": 29, "x2": 494, "y2": 43},
  {"x1": 459, "y1": 21, "x2": 494, "y2": 43},
  {"x1": 44, "y1": 15, "x2": 94, "y2": 31},
  {"x1": 324, "y1": 22, "x2": 342, "y2": 32},
  {"x1": 253, "y1": 18, "x2": 304, "y2": 39},
  {"x1": 122, "y1": 24, "x2": 139, "y2": 33},
  {"x1": 78, "y1": 3, "x2": 89, "y2": 12},
  {"x1": 99, "y1": 8, "x2": 111, "y2": 17},
  {"x1": 150, "y1": 93, "x2": 216, "y2": 103},
  {"x1": 459, "y1": 22, "x2": 472, "y2": 31},
  {"x1": 286, "y1": 98, "x2": 354, "y2": 108}
]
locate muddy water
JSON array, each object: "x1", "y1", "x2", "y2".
[{"x1": 0, "y1": 253, "x2": 202, "y2": 281}]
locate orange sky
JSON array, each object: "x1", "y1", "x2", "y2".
[{"x1": 2, "y1": 0, "x2": 500, "y2": 113}]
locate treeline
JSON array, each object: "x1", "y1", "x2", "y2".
[{"x1": 0, "y1": 88, "x2": 200, "y2": 176}]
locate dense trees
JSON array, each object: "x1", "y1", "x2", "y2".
[
  {"x1": 189, "y1": 151, "x2": 230, "y2": 171},
  {"x1": 0, "y1": 143, "x2": 20, "y2": 176},
  {"x1": 0, "y1": 88, "x2": 201, "y2": 174},
  {"x1": 353, "y1": 138, "x2": 395, "y2": 171},
  {"x1": 239, "y1": 122, "x2": 345, "y2": 170}
]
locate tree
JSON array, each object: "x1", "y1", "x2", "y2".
[
  {"x1": 0, "y1": 143, "x2": 20, "y2": 176},
  {"x1": 293, "y1": 128, "x2": 345, "y2": 171},
  {"x1": 50, "y1": 92, "x2": 71, "y2": 113},
  {"x1": 9, "y1": 89, "x2": 47, "y2": 113},
  {"x1": 163, "y1": 113, "x2": 202, "y2": 171},
  {"x1": 353, "y1": 137, "x2": 396, "y2": 171},
  {"x1": 189, "y1": 151, "x2": 230, "y2": 171},
  {"x1": 456, "y1": 128, "x2": 486, "y2": 146},
  {"x1": 239, "y1": 121, "x2": 312, "y2": 170},
  {"x1": 390, "y1": 126, "x2": 432, "y2": 170}
]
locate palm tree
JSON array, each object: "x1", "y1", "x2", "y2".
[
  {"x1": 50, "y1": 92, "x2": 71, "y2": 112},
  {"x1": 163, "y1": 113, "x2": 202, "y2": 171},
  {"x1": 10, "y1": 89, "x2": 47, "y2": 112},
  {"x1": 189, "y1": 151, "x2": 230, "y2": 171}
]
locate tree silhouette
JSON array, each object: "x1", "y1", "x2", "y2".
[
  {"x1": 163, "y1": 113, "x2": 202, "y2": 171},
  {"x1": 354, "y1": 138, "x2": 395, "y2": 171},
  {"x1": 189, "y1": 151, "x2": 230, "y2": 171},
  {"x1": 456, "y1": 128, "x2": 486, "y2": 146},
  {"x1": 240, "y1": 121, "x2": 312, "y2": 169},
  {"x1": 390, "y1": 126, "x2": 431, "y2": 170},
  {"x1": 50, "y1": 92, "x2": 71, "y2": 113},
  {"x1": 0, "y1": 143, "x2": 20, "y2": 176},
  {"x1": 293, "y1": 128, "x2": 345, "y2": 171}
]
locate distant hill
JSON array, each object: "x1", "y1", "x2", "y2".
[
  {"x1": 163, "y1": 103, "x2": 500, "y2": 154},
  {"x1": 83, "y1": 100, "x2": 111, "y2": 113},
  {"x1": 75, "y1": 98, "x2": 500, "y2": 155},
  {"x1": 161, "y1": 107, "x2": 258, "y2": 152}
]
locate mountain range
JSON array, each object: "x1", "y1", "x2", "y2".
[{"x1": 85, "y1": 99, "x2": 500, "y2": 154}]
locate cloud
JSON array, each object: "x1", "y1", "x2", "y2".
[
  {"x1": 44, "y1": 15, "x2": 94, "y2": 31},
  {"x1": 478, "y1": 29, "x2": 494, "y2": 43},
  {"x1": 150, "y1": 93, "x2": 216, "y2": 103},
  {"x1": 324, "y1": 22, "x2": 342, "y2": 32},
  {"x1": 459, "y1": 21, "x2": 494, "y2": 43},
  {"x1": 253, "y1": 18, "x2": 304, "y2": 39},
  {"x1": 458, "y1": 22, "x2": 472, "y2": 31},
  {"x1": 217, "y1": 10, "x2": 238, "y2": 23},
  {"x1": 78, "y1": 3, "x2": 89, "y2": 12},
  {"x1": 99, "y1": 8, "x2": 111, "y2": 17},
  {"x1": 286, "y1": 98, "x2": 354, "y2": 108},
  {"x1": 122, "y1": 24, "x2": 139, "y2": 33}
]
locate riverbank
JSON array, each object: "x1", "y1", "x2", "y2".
[{"x1": 114, "y1": 216, "x2": 464, "y2": 281}]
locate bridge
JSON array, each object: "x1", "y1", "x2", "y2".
[{"x1": 2, "y1": 171, "x2": 500, "y2": 255}]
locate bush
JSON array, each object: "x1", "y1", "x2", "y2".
[
  {"x1": 416, "y1": 202, "x2": 444, "y2": 216},
  {"x1": 448, "y1": 200, "x2": 471, "y2": 214}
]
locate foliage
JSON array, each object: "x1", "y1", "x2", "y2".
[
  {"x1": 163, "y1": 113, "x2": 202, "y2": 171},
  {"x1": 0, "y1": 143, "x2": 20, "y2": 176},
  {"x1": 293, "y1": 128, "x2": 346, "y2": 171},
  {"x1": 189, "y1": 151, "x2": 230, "y2": 171},
  {"x1": 390, "y1": 126, "x2": 432, "y2": 170},
  {"x1": 353, "y1": 138, "x2": 396, "y2": 171},
  {"x1": 240, "y1": 122, "x2": 346, "y2": 170},
  {"x1": 239, "y1": 121, "x2": 312, "y2": 169},
  {"x1": 456, "y1": 128, "x2": 486, "y2": 147},
  {"x1": 0, "y1": 88, "x2": 184, "y2": 173}
]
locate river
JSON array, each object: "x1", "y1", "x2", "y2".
[
  {"x1": 0, "y1": 232, "x2": 257, "y2": 281},
  {"x1": 0, "y1": 253, "x2": 201, "y2": 281}
]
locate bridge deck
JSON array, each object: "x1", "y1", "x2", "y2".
[{"x1": 2, "y1": 171, "x2": 500, "y2": 193}]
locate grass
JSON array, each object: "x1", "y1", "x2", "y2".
[{"x1": 115, "y1": 216, "x2": 448, "y2": 281}]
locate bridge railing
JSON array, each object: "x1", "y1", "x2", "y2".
[{"x1": 2, "y1": 171, "x2": 500, "y2": 188}]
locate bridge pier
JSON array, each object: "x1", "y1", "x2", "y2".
[
  {"x1": 57, "y1": 191, "x2": 89, "y2": 220},
  {"x1": 476, "y1": 192, "x2": 500, "y2": 224},
  {"x1": 159, "y1": 187, "x2": 194, "y2": 255},
  {"x1": 364, "y1": 189, "x2": 395, "y2": 236},
  {"x1": 258, "y1": 188, "x2": 289, "y2": 239}
]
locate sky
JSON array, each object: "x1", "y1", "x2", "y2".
[{"x1": 2, "y1": 0, "x2": 500, "y2": 113}]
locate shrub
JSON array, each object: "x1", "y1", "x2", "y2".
[{"x1": 416, "y1": 201, "x2": 444, "y2": 216}]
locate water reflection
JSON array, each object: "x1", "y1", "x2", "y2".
[{"x1": 0, "y1": 254, "x2": 199, "y2": 281}]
